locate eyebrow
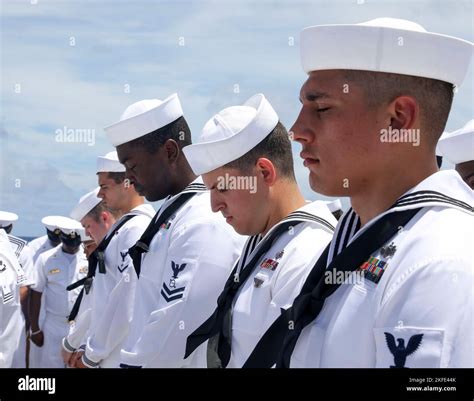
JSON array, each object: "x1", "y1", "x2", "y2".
[{"x1": 299, "y1": 91, "x2": 331, "y2": 104}]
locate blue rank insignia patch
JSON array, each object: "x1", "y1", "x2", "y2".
[{"x1": 359, "y1": 256, "x2": 388, "y2": 284}]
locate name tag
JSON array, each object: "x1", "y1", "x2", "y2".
[{"x1": 48, "y1": 268, "x2": 60, "y2": 275}]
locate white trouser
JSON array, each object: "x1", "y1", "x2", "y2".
[{"x1": 39, "y1": 313, "x2": 69, "y2": 368}]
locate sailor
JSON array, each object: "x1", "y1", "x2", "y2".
[
  {"x1": 28, "y1": 215, "x2": 64, "y2": 368},
  {"x1": 0, "y1": 211, "x2": 35, "y2": 367},
  {"x1": 244, "y1": 18, "x2": 474, "y2": 368},
  {"x1": 66, "y1": 151, "x2": 155, "y2": 368},
  {"x1": 104, "y1": 93, "x2": 245, "y2": 367},
  {"x1": 0, "y1": 229, "x2": 26, "y2": 367},
  {"x1": 438, "y1": 120, "x2": 474, "y2": 189},
  {"x1": 183, "y1": 94, "x2": 336, "y2": 368},
  {"x1": 28, "y1": 216, "x2": 64, "y2": 263},
  {"x1": 60, "y1": 187, "x2": 117, "y2": 366},
  {"x1": 28, "y1": 216, "x2": 89, "y2": 368}
]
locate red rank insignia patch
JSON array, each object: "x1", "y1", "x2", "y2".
[{"x1": 260, "y1": 258, "x2": 279, "y2": 271}]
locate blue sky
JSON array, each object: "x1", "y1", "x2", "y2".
[{"x1": 1, "y1": 0, "x2": 472, "y2": 236}]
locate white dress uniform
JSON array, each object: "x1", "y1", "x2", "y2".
[
  {"x1": 28, "y1": 235, "x2": 53, "y2": 368},
  {"x1": 119, "y1": 179, "x2": 245, "y2": 368},
  {"x1": 29, "y1": 236, "x2": 55, "y2": 264},
  {"x1": 76, "y1": 204, "x2": 155, "y2": 368},
  {"x1": 31, "y1": 245, "x2": 88, "y2": 368},
  {"x1": 0, "y1": 230, "x2": 26, "y2": 367},
  {"x1": 182, "y1": 94, "x2": 337, "y2": 367},
  {"x1": 7, "y1": 235, "x2": 35, "y2": 368},
  {"x1": 28, "y1": 216, "x2": 65, "y2": 368},
  {"x1": 291, "y1": 170, "x2": 473, "y2": 368},
  {"x1": 226, "y1": 201, "x2": 336, "y2": 367}
]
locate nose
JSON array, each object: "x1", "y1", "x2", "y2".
[
  {"x1": 97, "y1": 188, "x2": 105, "y2": 199},
  {"x1": 210, "y1": 191, "x2": 225, "y2": 214},
  {"x1": 290, "y1": 106, "x2": 313, "y2": 145}
]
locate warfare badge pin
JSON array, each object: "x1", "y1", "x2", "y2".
[{"x1": 380, "y1": 242, "x2": 397, "y2": 258}]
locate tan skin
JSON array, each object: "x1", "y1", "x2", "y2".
[
  {"x1": 80, "y1": 212, "x2": 115, "y2": 245},
  {"x1": 455, "y1": 160, "x2": 474, "y2": 190},
  {"x1": 203, "y1": 161, "x2": 306, "y2": 236},
  {"x1": 97, "y1": 172, "x2": 145, "y2": 215},
  {"x1": 292, "y1": 70, "x2": 439, "y2": 226}
]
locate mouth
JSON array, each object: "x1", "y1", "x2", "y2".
[
  {"x1": 300, "y1": 152, "x2": 319, "y2": 167},
  {"x1": 222, "y1": 214, "x2": 233, "y2": 224}
]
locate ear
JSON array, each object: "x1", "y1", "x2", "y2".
[
  {"x1": 100, "y1": 211, "x2": 109, "y2": 224},
  {"x1": 163, "y1": 139, "x2": 180, "y2": 164},
  {"x1": 387, "y1": 95, "x2": 418, "y2": 131},
  {"x1": 255, "y1": 158, "x2": 277, "y2": 186}
]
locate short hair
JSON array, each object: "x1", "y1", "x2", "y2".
[
  {"x1": 342, "y1": 70, "x2": 454, "y2": 143},
  {"x1": 223, "y1": 121, "x2": 296, "y2": 179},
  {"x1": 85, "y1": 202, "x2": 118, "y2": 222},
  {"x1": 106, "y1": 172, "x2": 126, "y2": 184},
  {"x1": 127, "y1": 116, "x2": 192, "y2": 154}
]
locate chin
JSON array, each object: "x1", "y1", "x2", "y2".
[{"x1": 309, "y1": 176, "x2": 345, "y2": 197}]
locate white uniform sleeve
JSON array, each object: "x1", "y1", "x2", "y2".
[
  {"x1": 0, "y1": 233, "x2": 23, "y2": 367},
  {"x1": 19, "y1": 245, "x2": 35, "y2": 287},
  {"x1": 373, "y1": 258, "x2": 474, "y2": 368},
  {"x1": 121, "y1": 218, "x2": 242, "y2": 367},
  {"x1": 63, "y1": 289, "x2": 93, "y2": 351},
  {"x1": 84, "y1": 223, "x2": 145, "y2": 364},
  {"x1": 30, "y1": 254, "x2": 46, "y2": 293}
]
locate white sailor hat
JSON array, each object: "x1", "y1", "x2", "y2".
[
  {"x1": 104, "y1": 94, "x2": 184, "y2": 147},
  {"x1": 70, "y1": 187, "x2": 102, "y2": 221},
  {"x1": 0, "y1": 211, "x2": 18, "y2": 227},
  {"x1": 301, "y1": 18, "x2": 473, "y2": 87},
  {"x1": 438, "y1": 120, "x2": 474, "y2": 164},
  {"x1": 54, "y1": 216, "x2": 84, "y2": 237},
  {"x1": 183, "y1": 94, "x2": 279, "y2": 176},
  {"x1": 41, "y1": 215, "x2": 66, "y2": 234},
  {"x1": 96, "y1": 150, "x2": 126, "y2": 173}
]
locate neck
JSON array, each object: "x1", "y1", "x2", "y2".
[
  {"x1": 120, "y1": 195, "x2": 145, "y2": 215},
  {"x1": 261, "y1": 180, "x2": 306, "y2": 236},
  {"x1": 170, "y1": 159, "x2": 197, "y2": 196},
  {"x1": 351, "y1": 157, "x2": 438, "y2": 226}
]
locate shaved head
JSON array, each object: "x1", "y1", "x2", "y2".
[{"x1": 342, "y1": 70, "x2": 454, "y2": 145}]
